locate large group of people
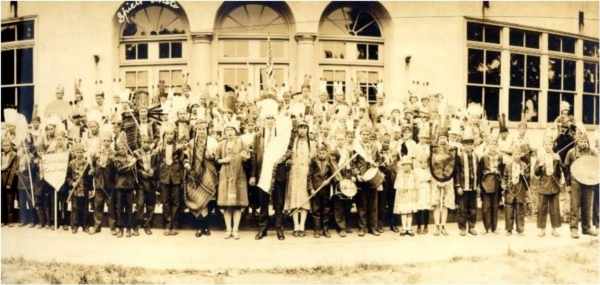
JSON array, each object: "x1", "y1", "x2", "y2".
[{"x1": 1, "y1": 76, "x2": 598, "y2": 241}]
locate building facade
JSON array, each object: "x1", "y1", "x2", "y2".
[{"x1": 1, "y1": 1, "x2": 598, "y2": 144}]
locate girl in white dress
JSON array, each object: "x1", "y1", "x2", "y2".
[{"x1": 394, "y1": 156, "x2": 419, "y2": 236}]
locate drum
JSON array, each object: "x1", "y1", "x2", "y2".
[
  {"x1": 337, "y1": 179, "x2": 357, "y2": 199},
  {"x1": 571, "y1": 155, "x2": 599, "y2": 186},
  {"x1": 362, "y1": 167, "x2": 384, "y2": 189}
]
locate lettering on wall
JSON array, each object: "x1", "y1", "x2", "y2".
[{"x1": 117, "y1": 1, "x2": 180, "y2": 24}]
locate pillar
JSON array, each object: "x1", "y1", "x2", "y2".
[
  {"x1": 295, "y1": 33, "x2": 317, "y2": 97},
  {"x1": 190, "y1": 32, "x2": 213, "y2": 90}
]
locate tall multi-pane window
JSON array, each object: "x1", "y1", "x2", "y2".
[
  {"x1": 466, "y1": 22, "x2": 502, "y2": 121},
  {"x1": 583, "y1": 39, "x2": 600, "y2": 125},
  {"x1": 508, "y1": 29, "x2": 541, "y2": 123},
  {"x1": 547, "y1": 57, "x2": 576, "y2": 122},
  {"x1": 319, "y1": 5, "x2": 384, "y2": 104},
  {"x1": 1, "y1": 19, "x2": 35, "y2": 121}
]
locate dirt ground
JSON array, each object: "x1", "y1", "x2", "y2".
[{"x1": 2, "y1": 239, "x2": 597, "y2": 284}]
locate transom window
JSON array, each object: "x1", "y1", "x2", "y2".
[
  {"x1": 509, "y1": 29, "x2": 540, "y2": 49},
  {"x1": 121, "y1": 5, "x2": 185, "y2": 37},
  {"x1": 583, "y1": 40, "x2": 599, "y2": 58},
  {"x1": 321, "y1": 6, "x2": 382, "y2": 37},
  {"x1": 467, "y1": 23, "x2": 501, "y2": 44},
  {"x1": 548, "y1": 34, "x2": 576, "y2": 54},
  {"x1": 219, "y1": 4, "x2": 288, "y2": 35}
]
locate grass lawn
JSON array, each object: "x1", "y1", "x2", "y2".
[{"x1": 2, "y1": 239, "x2": 598, "y2": 284}]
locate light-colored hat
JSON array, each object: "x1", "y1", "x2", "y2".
[
  {"x1": 400, "y1": 155, "x2": 412, "y2": 165},
  {"x1": 560, "y1": 101, "x2": 571, "y2": 112}
]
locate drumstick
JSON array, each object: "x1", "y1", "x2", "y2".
[{"x1": 289, "y1": 152, "x2": 359, "y2": 217}]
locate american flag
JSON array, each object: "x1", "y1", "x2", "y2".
[{"x1": 266, "y1": 33, "x2": 274, "y2": 92}]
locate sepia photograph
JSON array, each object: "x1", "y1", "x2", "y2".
[{"x1": 1, "y1": 1, "x2": 599, "y2": 283}]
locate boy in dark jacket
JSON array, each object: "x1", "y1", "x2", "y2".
[
  {"x1": 113, "y1": 142, "x2": 137, "y2": 238},
  {"x1": 1, "y1": 138, "x2": 19, "y2": 227},
  {"x1": 308, "y1": 143, "x2": 341, "y2": 238}
]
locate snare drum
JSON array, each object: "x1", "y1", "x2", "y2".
[
  {"x1": 337, "y1": 179, "x2": 357, "y2": 199},
  {"x1": 362, "y1": 167, "x2": 384, "y2": 189}
]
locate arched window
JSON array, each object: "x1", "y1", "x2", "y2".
[
  {"x1": 116, "y1": 1, "x2": 189, "y2": 97},
  {"x1": 216, "y1": 3, "x2": 292, "y2": 100},
  {"x1": 319, "y1": 5, "x2": 384, "y2": 104}
]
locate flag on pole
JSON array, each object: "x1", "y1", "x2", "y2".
[{"x1": 266, "y1": 33, "x2": 275, "y2": 93}]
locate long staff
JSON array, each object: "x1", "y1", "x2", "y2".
[
  {"x1": 21, "y1": 139, "x2": 35, "y2": 205},
  {"x1": 289, "y1": 152, "x2": 359, "y2": 217}
]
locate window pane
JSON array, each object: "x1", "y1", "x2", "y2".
[
  {"x1": 125, "y1": 72, "x2": 137, "y2": 88},
  {"x1": 510, "y1": 54, "x2": 524, "y2": 87},
  {"x1": 172, "y1": 70, "x2": 183, "y2": 86},
  {"x1": 357, "y1": 44, "x2": 367, "y2": 60},
  {"x1": 368, "y1": 71, "x2": 378, "y2": 83},
  {"x1": 357, "y1": 71, "x2": 367, "y2": 83},
  {"x1": 583, "y1": 40, "x2": 599, "y2": 58},
  {"x1": 336, "y1": 43, "x2": 346, "y2": 59},
  {"x1": 563, "y1": 60, "x2": 576, "y2": 91},
  {"x1": 159, "y1": 70, "x2": 171, "y2": 86},
  {"x1": 485, "y1": 51, "x2": 501, "y2": 85},
  {"x1": 224, "y1": 41, "x2": 235, "y2": 58},
  {"x1": 548, "y1": 58, "x2": 562, "y2": 90},
  {"x1": 509, "y1": 30, "x2": 524, "y2": 47},
  {"x1": 17, "y1": 21, "x2": 34, "y2": 41},
  {"x1": 335, "y1": 70, "x2": 346, "y2": 81},
  {"x1": 1, "y1": 50, "x2": 15, "y2": 85},
  {"x1": 584, "y1": 62, "x2": 598, "y2": 93},
  {"x1": 159, "y1": 43, "x2": 170, "y2": 59},
  {"x1": 467, "y1": 23, "x2": 483, "y2": 42},
  {"x1": 524, "y1": 90, "x2": 539, "y2": 122},
  {"x1": 171, "y1": 42, "x2": 182, "y2": 58},
  {"x1": 18, "y1": 86, "x2": 34, "y2": 121},
  {"x1": 368, "y1": 44, "x2": 379, "y2": 60},
  {"x1": 237, "y1": 41, "x2": 249, "y2": 57},
  {"x1": 468, "y1": 49, "x2": 484, "y2": 84},
  {"x1": 237, "y1": 68, "x2": 249, "y2": 84},
  {"x1": 525, "y1": 32, "x2": 539, "y2": 49},
  {"x1": 508, "y1": 89, "x2": 523, "y2": 122},
  {"x1": 484, "y1": 87, "x2": 499, "y2": 120},
  {"x1": 526, "y1": 55, "x2": 540, "y2": 88},
  {"x1": 138, "y1": 71, "x2": 148, "y2": 87},
  {"x1": 562, "y1": 93, "x2": 575, "y2": 115},
  {"x1": 563, "y1": 37, "x2": 576, "y2": 54},
  {"x1": 138, "y1": 43, "x2": 148, "y2": 59},
  {"x1": 323, "y1": 42, "x2": 334, "y2": 59},
  {"x1": 1, "y1": 25, "x2": 16, "y2": 43},
  {"x1": 223, "y1": 68, "x2": 235, "y2": 85},
  {"x1": 547, "y1": 91, "x2": 561, "y2": 122},
  {"x1": 16, "y1": 48, "x2": 33, "y2": 84},
  {"x1": 323, "y1": 70, "x2": 334, "y2": 81},
  {"x1": 548, "y1": 35, "x2": 561, "y2": 52},
  {"x1": 1, "y1": 87, "x2": 16, "y2": 122},
  {"x1": 274, "y1": 69, "x2": 284, "y2": 85},
  {"x1": 125, "y1": 44, "x2": 137, "y2": 60},
  {"x1": 485, "y1": 26, "x2": 501, "y2": 44},
  {"x1": 466, "y1": 86, "x2": 483, "y2": 105},
  {"x1": 582, "y1": 95, "x2": 597, "y2": 124}
]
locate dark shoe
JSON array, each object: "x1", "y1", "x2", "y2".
[
  {"x1": 345, "y1": 228, "x2": 353, "y2": 233},
  {"x1": 323, "y1": 229, "x2": 331, "y2": 238},
  {"x1": 276, "y1": 230, "x2": 285, "y2": 240},
  {"x1": 390, "y1": 225, "x2": 400, "y2": 233},
  {"x1": 292, "y1": 231, "x2": 299, "y2": 237},
  {"x1": 144, "y1": 228, "x2": 153, "y2": 235},
  {"x1": 83, "y1": 227, "x2": 89, "y2": 233},
  {"x1": 407, "y1": 230, "x2": 415, "y2": 237},
  {"x1": 314, "y1": 231, "x2": 321, "y2": 238},
  {"x1": 369, "y1": 228, "x2": 380, "y2": 236},
  {"x1": 358, "y1": 228, "x2": 366, "y2": 237},
  {"x1": 423, "y1": 226, "x2": 428, "y2": 234},
  {"x1": 400, "y1": 230, "x2": 407, "y2": 236},
  {"x1": 202, "y1": 228, "x2": 211, "y2": 236},
  {"x1": 468, "y1": 228, "x2": 478, "y2": 236},
  {"x1": 71, "y1": 228, "x2": 77, "y2": 234},
  {"x1": 299, "y1": 230, "x2": 306, "y2": 237},
  {"x1": 195, "y1": 230, "x2": 203, "y2": 237},
  {"x1": 170, "y1": 229, "x2": 178, "y2": 236},
  {"x1": 132, "y1": 228, "x2": 139, "y2": 236},
  {"x1": 460, "y1": 229, "x2": 466, "y2": 236},
  {"x1": 255, "y1": 231, "x2": 267, "y2": 240},
  {"x1": 163, "y1": 230, "x2": 171, "y2": 236},
  {"x1": 63, "y1": 225, "x2": 69, "y2": 231},
  {"x1": 111, "y1": 229, "x2": 118, "y2": 236},
  {"x1": 339, "y1": 230, "x2": 346, "y2": 237},
  {"x1": 125, "y1": 229, "x2": 132, "y2": 238},
  {"x1": 117, "y1": 229, "x2": 124, "y2": 238},
  {"x1": 416, "y1": 227, "x2": 423, "y2": 235},
  {"x1": 376, "y1": 226, "x2": 384, "y2": 233},
  {"x1": 89, "y1": 228, "x2": 101, "y2": 235}
]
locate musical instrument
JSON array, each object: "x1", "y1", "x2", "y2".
[
  {"x1": 336, "y1": 179, "x2": 357, "y2": 199},
  {"x1": 571, "y1": 155, "x2": 599, "y2": 185},
  {"x1": 362, "y1": 167, "x2": 384, "y2": 189}
]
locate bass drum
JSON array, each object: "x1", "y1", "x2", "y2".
[
  {"x1": 571, "y1": 155, "x2": 599, "y2": 186},
  {"x1": 337, "y1": 179, "x2": 357, "y2": 200},
  {"x1": 362, "y1": 167, "x2": 384, "y2": 189}
]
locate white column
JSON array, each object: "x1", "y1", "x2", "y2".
[
  {"x1": 190, "y1": 32, "x2": 213, "y2": 90},
  {"x1": 295, "y1": 33, "x2": 317, "y2": 96}
]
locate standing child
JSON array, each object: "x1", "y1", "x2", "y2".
[
  {"x1": 394, "y1": 156, "x2": 419, "y2": 236},
  {"x1": 1, "y1": 138, "x2": 18, "y2": 227},
  {"x1": 133, "y1": 135, "x2": 157, "y2": 236},
  {"x1": 157, "y1": 125, "x2": 186, "y2": 236},
  {"x1": 113, "y1": 142, "x2": 137, "y2": 238},
  {"x1": 308, "y1": 143, "x2": 341, "y2": 238},
  {"x1": 66, "y1": 143, "x2": 90, "y2": 233},
  {"x1": 17, "y1": 142, "x2": 36, "y2": 227},
  {"x1": 89, "y1": 133, "x2": 117, "y2": 235},
  {"x1": 502, "y1": 146, "x2": 529, "y2": 236},
  {"x1": 478, "y1": 136, "x2": 504, "y2": 234},
  {"x1": 535, "y1": 137, "x2": 564, "y2": 237},
  {"x1": 414, "y1": 155, "x2": 432, "y2": 234},
  {"x1": 33, "y1": 145, "x2": 51, "y2": 229}
]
